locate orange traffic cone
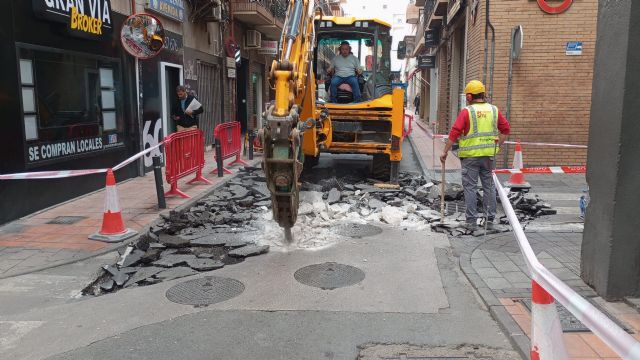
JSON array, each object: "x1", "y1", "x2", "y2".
[
  {"x1": 505, "y1": 141, "x2": 531, "y2": 189},
  {"x1": 89, "y1": 169, "x2": 137, "y2": 243},
  {"x1": 530, "y1": 281, "x2": 569, "y2": 360}
]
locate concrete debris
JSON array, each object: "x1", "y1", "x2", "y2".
[
  {"x1": 99, "y1": 279, "x2": 115, "y2": 291},
  {"x1": 327, "y1": 188, "x2": 341, "y2": 204},
  {"x1": 381, "y1": 206, "x2": 407, "y2": 225}
]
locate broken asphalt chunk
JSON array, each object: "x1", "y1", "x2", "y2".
[
  {"x1": 158, "y1": 233, "x2": 191, "y2": 248},
  {"x1": 186, "y1": 258, "x2": 225, "y2": 271},
  {"x1": 228, "y1": 245, "x2": 270, "y2": 258},
  {"x1": 154, "y1": 267, "x2": 198, "y2": 281}
]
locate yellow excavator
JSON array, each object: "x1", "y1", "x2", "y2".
[{"x1": 260, "y1": 0, "x2": 405, "y2": 240}]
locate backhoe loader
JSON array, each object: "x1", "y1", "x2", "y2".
[{"x1": 260, "y1": 0, "x2": 405, "y2": 240}]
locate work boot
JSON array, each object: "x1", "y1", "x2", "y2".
[{"x1": 460, "y1": 222, "x2": 479, "y2": 232}]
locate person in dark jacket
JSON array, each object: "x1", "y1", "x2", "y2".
[
  {"x1": 413, "y1": 94, "x2": 420, "y2": 115},
  {"x1": 171, "y1": 85, "x2": 204, "y2": 132}
]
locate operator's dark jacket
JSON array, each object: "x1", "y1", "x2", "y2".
[{"x1": 171, "y1": 95, "x2": 204, "y2": 128}]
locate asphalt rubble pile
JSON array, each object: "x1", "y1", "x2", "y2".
[
  {"x1": 430, "y1": 186, "x2": 558, "y2": 237},
  {"x1": 83, "y1": 166, "x2": 271, "y2": 296},
  {"x1": 84, "y1": 166, "x2": 559, "y2": 295}
]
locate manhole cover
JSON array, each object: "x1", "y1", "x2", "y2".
[
  {"x1": 334, "y1": 223, "x2": 383, "y2": 238},
  {"x1": 294, "y1": 262, "x2": 365, "y2": 290},
  {"x1": 166, "y1": 276, "x2": 245, "y2": 305},
  {"x1": 519, "y1": 298, "x2": 632, "y2": 333},
  {"x1": 47, "y1": 216, "x2": 87, "y2": 225}
]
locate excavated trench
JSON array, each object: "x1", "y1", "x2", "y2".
[{"x1": 83, "y1": 153, "x2": 558, "y2": 296}]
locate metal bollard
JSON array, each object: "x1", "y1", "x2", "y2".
[
  {"x1": 152, "y1": 156, "x2": 166, "y2": 209},
  {"x1": 215, "y1": 138, "x2": 224, "y2": 177},
  {"x1": 248, "y1": 131, "x2": 255, "y2": 160}
]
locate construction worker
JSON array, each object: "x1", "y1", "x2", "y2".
[{"x1": 440, "y1": 80, "x2": 510, "y2": 231}]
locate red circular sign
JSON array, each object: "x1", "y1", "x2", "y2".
[{"x1": 537, "y1": 0, "x2": 573, "y2": 14}]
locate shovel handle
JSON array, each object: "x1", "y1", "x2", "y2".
[{"x1": 440, "y1": 159, "x2": 446, "y2": 223}]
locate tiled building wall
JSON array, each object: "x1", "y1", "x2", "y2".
[{"x1": 465, "y1": 0, "x2": 597, "y2": 166}]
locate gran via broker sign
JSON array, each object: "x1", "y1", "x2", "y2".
[{"x1": 32, "y1": 0, "x2": 113, "y2": 38}]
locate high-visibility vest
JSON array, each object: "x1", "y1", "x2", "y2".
[{"x1": 458, "y1": 102, "x2": 499, "y2": 158}]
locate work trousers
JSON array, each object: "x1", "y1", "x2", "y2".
[
  {"x1": 330, "y1": 75, "x2": 361, "y2": 103},
  {"x1": 461, "y1": 156, "x2": 496, "y2": 224}
]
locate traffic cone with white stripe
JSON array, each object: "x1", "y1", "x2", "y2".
[
  {"x1": 89, "y1": 169, "x2": 137, "y2": 243},
  {"x1": 530, "y1": 280, "x2": 569, "y2": 360},
  {"x1": 505, "y1": 141, "x2": 531, "y2": 189}
]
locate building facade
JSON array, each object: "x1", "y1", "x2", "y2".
[
  {"x1": 405, "y1": 0, "x2": 596, "y2": 167},
  {"x1": 0, "y1": 0, "x2": 285, "y2": 225}
]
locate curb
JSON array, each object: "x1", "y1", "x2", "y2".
[
  {"x1": 406, "y1": 134, "x2": 434, "y2": 180},
  {"x1": 459, "y1": 249, "x2": 530, "y2": 359},
  {"x1": 0, "y1": 162, "x2": 259, "y2": 280}
]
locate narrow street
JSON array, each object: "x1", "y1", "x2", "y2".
[{"x1": 0, "y1": 141, "x2": 520, "y2": 360}]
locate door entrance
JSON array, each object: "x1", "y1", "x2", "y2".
[{"x1": 160, "y1": 62, "x2": 184, "y2": 136}]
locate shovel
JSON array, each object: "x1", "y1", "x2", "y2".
[{"x1": 440, "y1": 158, "x2": 446, "y2": 224}]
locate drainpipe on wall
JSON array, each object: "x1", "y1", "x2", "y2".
[
  {"x1": 483, "y1": 0, "x2": 495, "y2": 101},
  {"x1": 461, "y1": 2, "x2": 469, "y2": 95}
]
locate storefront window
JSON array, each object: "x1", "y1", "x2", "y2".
[
  {"x1": 18, "y1": 46, "x2": 123, "y2": 143},
  {"x1": 18, "y1": 46, "x2": 126, "y2": 166}
]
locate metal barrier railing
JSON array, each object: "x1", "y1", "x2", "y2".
[
  {"x1": 493, "y1": 173, "x2": 640, "y2": 359},
  {"x1": 211, "y1": 121, "x2": 248, "y2": 175},
  {"x1": 164, "y1": 129, "x2": 211, "y2": 198}
]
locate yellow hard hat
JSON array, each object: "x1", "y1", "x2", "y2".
[{"x1": 464, "y1": 80, "x2": 486, "y2": 95}]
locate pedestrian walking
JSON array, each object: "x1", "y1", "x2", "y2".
[
  {"x1": 172, "y1": 85, "x2": 204, "y2": 132},
  {"x1": 439, "y1": 80, "x2": 510, "y2": 231},
  {"x1": 413, "y1": 94, "x2": 420, "y2": 115}
]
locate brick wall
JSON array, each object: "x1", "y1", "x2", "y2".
[{"x1": 465, "y1": 0, "x2": 597, "y2": 166}]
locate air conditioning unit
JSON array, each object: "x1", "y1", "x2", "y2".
[
  {"x1": 245, "y1": 30, "x2": 262, "y2": 48},
  {"x1": 202, "y1": 0, "x2": 222, "y2": 22}
]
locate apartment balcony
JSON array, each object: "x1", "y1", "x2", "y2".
[
  {"x1": 232, "y1": 0, "x2": 286, "y2": 39},
  {"x1": 424, "y1": 0, "x2": 447, "y2": 29},
  {"x1": 406, "y1": 3, "x2": 420, "y2": 24}
]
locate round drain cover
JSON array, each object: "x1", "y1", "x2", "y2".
[
  {"x1": 166, "y1": 276, "x2": 244, "y2": 305},
  {"x1": 294, "y1": 262, "x2": 365, "y2": 290},
  {"x1": 334, "y1": 223, "x2": 383, "y2": 238}
]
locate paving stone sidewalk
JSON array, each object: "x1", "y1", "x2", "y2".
[
  {"x1": 406, "y1": 111, "x2": 640, "y2": 359},
  {"x1": 0, "y1": 149, "x2": 260, "y2": 279}
]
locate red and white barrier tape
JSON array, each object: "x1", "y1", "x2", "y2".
[
  {"x1": 494, "y1": 173, "x2": 640, "y2": 359},
  {"x1": 504, "y1": 140, "x2": 587, "y2": 149},
  {"x1": 0, "y1": 142, "x2": 165, "y2": 180},
  {"x1": 494, "y1": 166, "x2": 586, "y2": 174}
]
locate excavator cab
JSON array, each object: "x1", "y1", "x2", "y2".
[
  {"x1": 315, "y1": 18, "x2": 393, "y2": 103},
  {"x1": 307, "y1": 17, "x2": 403, "y2": 184}
]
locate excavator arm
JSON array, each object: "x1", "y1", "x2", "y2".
[{"x1": 260, "y1": 0, "x2": 320, "y2": 241}]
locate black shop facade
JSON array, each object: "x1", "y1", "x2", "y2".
[{"x1": 0, "y1": 0, "x2": 139, "y2": 224}]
